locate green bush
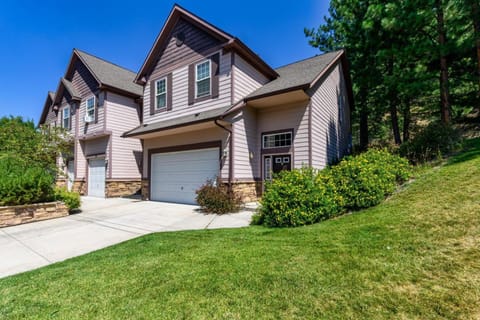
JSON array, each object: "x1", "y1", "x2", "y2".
[
  {"x1": 258, "y1": 167, "x2": 343, "y2": 227},
  {"x1": 196, "y1": 180, "x2": 242, "y2": 214},
  {"x1": 256, "y1": 149, "x2": 411, "y2": 227},
  {"x1": 54, "y1": 187, "x2": 81, "y2": 212},
  {"x1": 399, "y1": 122, "x2": 462, "y2": 163},
  {"x1": 330, "y1": 149, "x2": 411, "y2": 210},
  {"x1": 0, "y1": 155, "x2": 55, "y2": 206}
]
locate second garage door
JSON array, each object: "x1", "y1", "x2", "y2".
[{"x1": 150, "y1": 147, "x2": 220, "y2": 204}]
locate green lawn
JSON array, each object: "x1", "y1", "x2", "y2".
[{"x1": 1, "y1": 140, "x2": 480, "y2": 319}]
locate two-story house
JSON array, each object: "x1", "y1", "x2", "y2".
[
  {"x1": 39, "y1": 49, "x2": 143, "y2": 198},
  {"x1": 123, "y1": 5, "x2": 353, "y2": 204}
]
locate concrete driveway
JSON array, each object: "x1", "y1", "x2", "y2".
[{"x1": 0, "y1": 197, "x2": 255, "y2": 279}]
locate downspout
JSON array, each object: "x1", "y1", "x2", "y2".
[{"x1": 214, "y1": 119, "x2": 233, "y2": 192}]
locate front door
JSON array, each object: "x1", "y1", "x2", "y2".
[{"x1": 263, "y1": 154, "x2": 291, "y2": 181}]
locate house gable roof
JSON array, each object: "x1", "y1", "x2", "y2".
[
  {"x1": 245, "y1": 50, "x2": 345, "y2": 101},
  {"x1": 38, "y1": 91, "x2": 56, "y2": 126},
  {"x1": 52, "y1": 77, "x2": 81, "y2": 108},
  {"x1": 135, "y1": 4, "x2": 277, "y2": 84},
  {"x1": 64, "y1": 49, "x2": 143, "y2": 97}
]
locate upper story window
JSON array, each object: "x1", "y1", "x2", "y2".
[
  {"x1": 195, "y1": 60, "x2": 211, "y2": 98},
  {"x1": 155, "y1": 78, "x2": 167, "y2": 110},
  {"x1": 85, "y1": 97, "x2": 95, "y2": 123},
  {"x1": 62, "y1": 106, "x2": 70, "y2": 129},
  {"x1": 262, "y1": 131, "x2": 293, "y2": 149}
]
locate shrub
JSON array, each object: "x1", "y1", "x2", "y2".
[
  {"x1": 258, "y1": 167, "x2": 343, "y2": 227},
  {"x1": 0, "y1": 155, "x2": 55, "y2": 206},
  {"x1": 54, "y1": 187, "x2": 81, "y2": 212},
  {"x1": 196, "y1": 180, "x2": 242, "y2": 214},
  {"x1": 330, "y1": 149, "x2": 411, "y2": 210},
  {"x1": 399, "y1": 122, "x2": 462, "y2": 163}
]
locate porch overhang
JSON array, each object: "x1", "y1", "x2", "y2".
[
  {"x1": 122, "y1": 106, "x2": 231, "y2": 139},
  {"x1": 244, "y1": 88, "x2": 310, "y2": 109}
]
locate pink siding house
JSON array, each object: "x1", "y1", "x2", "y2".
[
  {"x1": 123, "y1": 5, "x2": 354, "y2": 204},
  {"x1": 39, "y1": 49, "x2": 143, "y2": 197}
]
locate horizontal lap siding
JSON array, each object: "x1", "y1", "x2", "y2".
[
  {"x1": 151, "y1": 18, "x2": 222, "y2": 77},
  {"x1": 233, "y1": 54, "x2": 269, "y2": 102},
  {"x1": 257, "y1": 102, "x2": 310, "y2": 169},
  {"x1": 106, "y1": 92, "x2": 142, "y2": 179},
  {"x1": 144, "y1": 52, "x2": 231, "y2": 125},
  {"x1": 76, "y1": 140, "x2": 86, "y2": 179},
  {"x1": 143, "y1": 19, "x2": 231, "y2": 125},
  {"x1": 143, "y1": 127, "x2": 229, "y2": 180},
  {"x1": 311, "y1": 63, "x2": 350, "y2": 168},
  {"x1": 84, "y1": 137, "x2": 108, "y2": 156},
  {"x1": 232, "y1": 107, "x2": 258, "y2": 179},
  {"x1": 71, "y1": 60, "x2": 104, "y2": 135}
]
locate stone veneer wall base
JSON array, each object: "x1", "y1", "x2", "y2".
[
  {"x1": 0, "y1": 202, "x2": 68, "y2": 228},
  {"x1": 106, "y1": 180, "x2": 142, "y2": 198}
]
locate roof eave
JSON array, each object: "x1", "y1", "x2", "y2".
[
  {"x1": 223, "y1": 39, "x2": 278, "y2": 80},
  {"x1": 245, "y1": 83, "x2": 310, "y2": 102},
  {"x1": 99, "y1": 84, "x2": 142, "y2": 99},
  {"x1": 123, "y1": 115, "x2": 223, "y2": 138}
]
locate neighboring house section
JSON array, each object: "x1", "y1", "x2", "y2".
[
  {"x1": 39, "y1": 49, "x2": 143, "y2": 198},
  {"x1": 124, "y1": 5, "x2": 353, "y2": 205}
]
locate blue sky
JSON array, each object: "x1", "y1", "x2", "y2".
[{"x1": 0, "y1": 0, "x2": 329, "y2": 123}]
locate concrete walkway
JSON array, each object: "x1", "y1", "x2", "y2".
[{"x1": 0, "y1": 197, "x2": 255, "y2": 279}]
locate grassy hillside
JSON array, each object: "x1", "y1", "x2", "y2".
[{"x1": 1, "y1": 139, "x2": 479, "y2": 319}]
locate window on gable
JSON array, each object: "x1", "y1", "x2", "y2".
[
  {"x1": 195, "y1": 60, "x2": 211, "y2": 98},
  {"x1": 262, "y1": 131, "x2": 293, "y2": 149},
  {"x1": 85, "y1": 97, "x2": 95, "y2": 122},
  {"x1": 62, "y1": 106, "x2": 70, "y2": 129},
  {"x1": 155, "y1": 78, "x2": 167, "y2": 109}
]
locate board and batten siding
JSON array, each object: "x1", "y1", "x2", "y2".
[
  {"x1": 310, "y1": 62, "x2": 351, "y2": 168},
  {"x1": 231, "y1": 106, "x2": 258, "y2": 180},
  {"x1": 256, "y1": 102, "x2": 310, "y2": 170},
  {"x1": 143, "y1": 51, "x2": 232, "y2": 125},
  {"x1": 233, "y1": 54, "x2": 269, "y2": 102},
  {"x1": 143, "y1": 126, "x2": 230, "y2": 180},
  {"x1": 106, "y1": 92, "x2": 142, "y2": 179}
]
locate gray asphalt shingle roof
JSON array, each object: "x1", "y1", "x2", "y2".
[
  {"x1": 123, "y1": 105, "x2": 231, "y2": 137},
  {"x1": 75, "y1": 49, "x2": 143, "y2": 96},
  {"x1": 246, "y1": 50, "x2": 343, "y2": 100},
  {"x1": 61, "y1": 78, "x2": 80, "y2": 99}
]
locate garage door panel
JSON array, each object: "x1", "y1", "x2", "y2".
[
  {"x1": 88, "y1": 159, "x2": 105, "y2": 198},
  {"x1": 150, "y1": 147, "x2": 219, "y2": 204}
]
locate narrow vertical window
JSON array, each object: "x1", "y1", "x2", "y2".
[
  {"x1": 85, "y1": 97, "x2": 95, "y2": 122},
  {"x1": 195, "y1": 60, "x2": 211, "y2": 98},
  {"x1": 62, "y1": 106, "x2": 70, "y2": 129},
  {"x1": 155, "y1": 78, "x2": 167, "y2": 109}
]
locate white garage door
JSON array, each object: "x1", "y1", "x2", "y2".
[
  {"x1": 151, "y1": 148, "x2": 219, "y2": 204},
  {"x1": 88, "y1": 159, "x2": 105, "y2": 198}
]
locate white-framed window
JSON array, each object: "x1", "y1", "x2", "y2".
[
  {"x1": 155, "y1": 78, "x2": 167, "y2": 109},
  {"x1": 195, "y1": 60, "x2": 211, "y2": 98},
  {"x1": 264, "y1": 156, "x2": 272, "y2": 181},
  {"x1": 262, "y1": 131, "x2": 293, "y2": 149},
  {"x1": 62, "y1": 106, "x2": 70, "y2": 129},
  {"x1": 85, "y1": 97, "x2": 95, "y2": 122}
]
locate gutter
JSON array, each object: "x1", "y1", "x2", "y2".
[{"x1": 214, "y1": 119, "x2": 233, "y2": 192}]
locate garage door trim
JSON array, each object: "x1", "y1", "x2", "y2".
[{"x1": 147, "y1": 140, "x2": 222, "y2": 201}]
